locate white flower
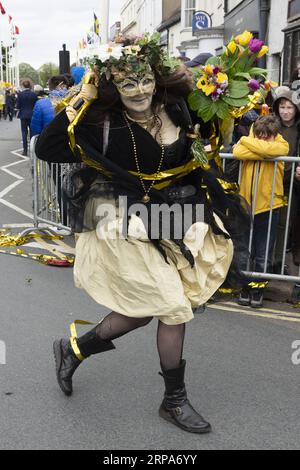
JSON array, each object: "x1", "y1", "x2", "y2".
[{"x1": 95, "y1": 44, "x2": 124, "y2": 62}]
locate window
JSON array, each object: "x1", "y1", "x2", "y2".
[
  {"x1": 288, "y1": 0, "x2": 300, "y2": 21},
  {"x1": 184, "y1": 0, "x2": 196, "y2": 28}
]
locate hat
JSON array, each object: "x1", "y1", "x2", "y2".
[
  {"x1": 186, "y1": 53, "x2": 213, "y2": 68},
  {"x1": 273, "y1": 86, "x2": 300, "y2": 113}
]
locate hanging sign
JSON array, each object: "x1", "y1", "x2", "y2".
[{"x1": 192, "y1": 11, "x2": 212, "y2": 35}]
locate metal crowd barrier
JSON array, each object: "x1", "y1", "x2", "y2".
[
  {"x1": 23, "y1": 135, "x2": 73, "y2": 236},
  {"x1": 220, "y1": 152, "x2": 300, "y2": 284},
  {"x1": 27, "y1": 134, "x2": 300, "y2": 284}
]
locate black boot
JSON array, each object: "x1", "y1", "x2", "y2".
[
  {"x1": 159, "y1": 360, "x2": 212, "y2": 434},
  {"x1": 53, "y1": 326, "x2": 115, "y2": 397}
]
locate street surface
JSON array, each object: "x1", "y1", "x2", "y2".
[{"x1": 0, "y1": 119, "x2": 300, "y2": 450}]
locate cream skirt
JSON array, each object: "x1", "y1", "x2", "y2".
[{"x1": 73, "y1": 197, "x2": 233, "y2": 325}]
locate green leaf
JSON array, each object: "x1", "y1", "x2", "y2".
[
  {"x1": 223, "y1": 95, "x2": 250, "y2": 107},
  {"x1": 235, "y1": 72, "x2": 252, "y2": 80},
  {"x1": 206, "y1": 56, "x2": 221, "y2": 67},
  {"x1": 228, "y1": 80, "x2": 250, "y2": 98},
  {"x1": 198, "y1": 102, "x2": 217, "y2": 123},
  {"x1": 188, "y1": 90, "x2": 205, "y2": 112},
  {"x1": 216, "y1": 100, "x2": 230, "y2": 120},
  {"x1": 249, "y1": 67, "x2": 268, "y2": 77}
]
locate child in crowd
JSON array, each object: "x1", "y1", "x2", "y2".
[{"x1": 233, "y1": 115, "x2": 289, "y2": 308}]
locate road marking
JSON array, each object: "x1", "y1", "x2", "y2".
[
  {"x1": 0, "y1": 180, "x2": 24, "y2": 199},
  {"x1": 219, "y1": 300, "x2": 300, "y2": 317},
  {"x1": 209, "y1": 304, "x2": 300, "y2": 323},
  {"x1": 0, "y1": 198, "x2": 33, "y2": 219},
  {"x1": 37, "y1": 238, "x2": 68, "y2": 260},
  {"x1": 0, "y1": 148, "x2": 32, "y2": 219},
  {"x1": 24, "y1": 241, "x2": 75, "y2": 255}
]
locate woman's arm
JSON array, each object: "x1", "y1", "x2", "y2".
[{"x1": 35, "y1": 109, "x2": 81, "y2": 163}]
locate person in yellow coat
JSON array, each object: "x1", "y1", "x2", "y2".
[
  {"x1": 233, "y1": 115, "x2": 289, "y2": 308},
  {"x1": 0, "y1": 92, "x2": 5, "y2": 120}
]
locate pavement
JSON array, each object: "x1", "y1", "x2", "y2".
[{"x1": 0, "y1": 119, "x2": 300, "y2": 450}]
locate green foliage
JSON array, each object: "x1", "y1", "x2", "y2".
[
  {"x1": 19, "y1": 63, "x2": 39, "y2": 84},
  {"x1": 222, "y1": 96, "x2": 250, "y2": 107},
  {"x1": 38, "y1": 63, "x2": 59, "y2": 88},
  {"x1": 228, "y1": 81, "x2": 250, "y2": 98}
]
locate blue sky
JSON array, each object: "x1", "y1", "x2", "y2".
[{"x1": 0, "y1": 0, "x2": 123, "y2": 68}]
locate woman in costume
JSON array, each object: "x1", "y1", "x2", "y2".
[{"x1": 36, "y1": 35, "x2": 248, "y2": 434}]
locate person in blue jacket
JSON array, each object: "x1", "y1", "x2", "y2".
[
  {"x1": 16, "y1": 80, "x2": 38, "y2": 155},
  {"x1": 31, "y1": 75, "x2": 70, "y2": 136}
]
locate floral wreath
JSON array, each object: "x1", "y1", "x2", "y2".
[{"x1": 87, "y1": 33, "x2": 181, "y2": 85}]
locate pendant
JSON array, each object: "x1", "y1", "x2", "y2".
[{"x1": 142, "y1": 195, "x2": 151, "y2": 203}]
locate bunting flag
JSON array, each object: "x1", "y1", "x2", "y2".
[
  {"x1": 87, "y1": 33, "x2": 93, "y2": 45},
  {"x1": 0, "y1": 2, "x2": 6, "y2": 15},
  {"x1": 94, "y1": 12, "x2": 100, "y2": 36},
  {"x1": 8, "y1": 15, "x2": 12, "y2": 23},
  {"x1": 14, "y1": 25, "x2": 20, "y2": 35}
]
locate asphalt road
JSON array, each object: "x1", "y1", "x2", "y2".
[{"x1": 0, "y1": 119, "x2": 300, "y2": 450}]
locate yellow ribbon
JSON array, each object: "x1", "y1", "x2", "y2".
[
  {"x1": 0, "y1": 231, "x2": 74, "y2": 265},
  {"x1": 70, "y1": 320, "x2": 96, "y2": 362},
  {"x1": 248, "y1": 282, "x2": 269, "y2": 290},
  {"x1": 68, "y1": 101, "x2": 95, "y2": 154},
  {"x1": 217, "y1": 179, "x2": 240, "y2": 194}
]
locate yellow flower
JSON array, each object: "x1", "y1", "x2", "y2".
[
  {"x1": 204, "y1": 64, "x2": 214, "y2": 75},
  {"x1": 226, "y1": 41, "x2": 237, "y2": 55},
  {"x1": 257, "y1": 45, "x2": 269, "y2": 58},
  {"x1": 197, "y1": 77, "x2": 216, "y2": 96},
  {"x1": 235, "y1": 31, "x2": 253, "y2": 47},
  {"x1": 216, "y1": 72, "x2": 228, "y2": 84},
  {"x1": 264, "y1": 80, "x2": 278, "y2": 91}
]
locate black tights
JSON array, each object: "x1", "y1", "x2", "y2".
[{"x1": 95, "y1": 312, "x2": 185, "y2": 371}]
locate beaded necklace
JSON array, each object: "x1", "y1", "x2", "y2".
[{"x1": 124, "y1": 112, "x2": 165, "y2": 203}]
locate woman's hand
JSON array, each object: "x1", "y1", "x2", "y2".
[
  {"x1": 78, "y1": 83, "x2": 98, "y2": 102},
  {"x1": 66, "y1": 82, "x2": 98, "y2": 123},
  {"x1": 296, "y1": 166, "x2": 300, "y2": 182}
]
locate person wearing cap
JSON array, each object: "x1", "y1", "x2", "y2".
[
  {"x1": 185, "y1": 53, "x2": 213, "y2": 69},
  {"x1": 273, "y1": 86, "x2": 300, "y2": 303}
]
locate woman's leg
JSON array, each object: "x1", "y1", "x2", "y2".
[
  {"x1": 157, "y1": 321, "x2": 211, "y2": 434},
  {"x1": 156, "y1": 321, "x2": 185, "y2": 371},
  {"x1": 54, "y1": 312, "x2": 153, "y2": 396}
]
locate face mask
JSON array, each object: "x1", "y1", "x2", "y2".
[{"x1": 114, "y1": 73, "x2": 156, "y2": 97}]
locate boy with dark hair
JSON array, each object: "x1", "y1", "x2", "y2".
[{"x1": 233, "y1": 115, "x2": 289, "y2": 308}]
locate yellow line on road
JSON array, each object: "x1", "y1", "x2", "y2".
[
  {"x1": 208, "y1": 304, "x2": 300, "y2": 323},
  {"x1": 219, "y1": 301, "x2": 300, "y2": 318}
]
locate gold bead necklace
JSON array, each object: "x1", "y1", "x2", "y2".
[{"x1": 124, "y1": 112, "x2": 165, "y2": 203}]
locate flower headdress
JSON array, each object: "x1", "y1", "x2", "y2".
[{"x1": 87, "y1": 33, "x2": 181, "y2": 85}]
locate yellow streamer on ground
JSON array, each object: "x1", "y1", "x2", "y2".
[{"x1": 0, "y1": 230, "x2": 74, "y2": 266}]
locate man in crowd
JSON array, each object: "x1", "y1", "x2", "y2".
[
  {"x1": 273, "y1": 87, "x2": 300, "y2": 303},
  {"x1": 31, "y1": 75, "x2": 69, "y2": 136},
  {"x1": 16, "y1": 80, "x2": 38, "y2": 156}
]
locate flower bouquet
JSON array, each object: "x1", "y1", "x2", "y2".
[{"x1": 188, "y1": 31, "x2": 277, "y2": 167}]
